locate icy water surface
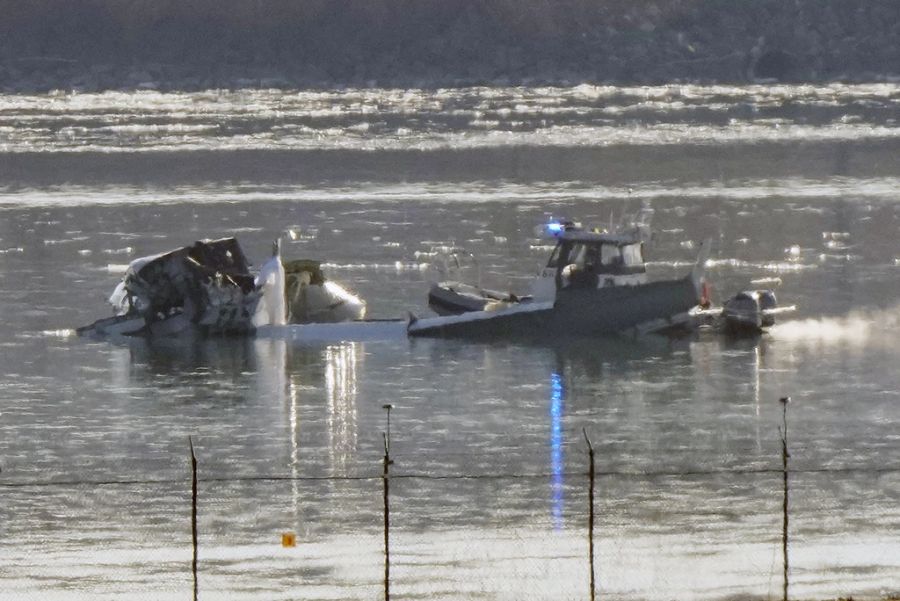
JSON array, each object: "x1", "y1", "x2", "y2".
[{"x1": 1, "y1": 85, "x2": 900, "y2": 601}]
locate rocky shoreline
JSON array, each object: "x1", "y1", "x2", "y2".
[{"x1": 2, "y1": 0, "x2": 899, "y2": 93}]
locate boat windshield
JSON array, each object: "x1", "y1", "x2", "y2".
[
  {"x1": 548, "y1": 241, "x2": 645, "y2": 274},
  {"x1": 621, "y1": 243, "x2": 644, "y2": 267}
]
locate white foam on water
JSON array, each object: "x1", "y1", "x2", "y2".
[{"x1": 770, "y1": 304, "x2": 900, "y2": 346}]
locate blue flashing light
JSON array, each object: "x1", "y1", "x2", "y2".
[{"x1": 544, "y1": 221, "x2": 566, "y2": 238}]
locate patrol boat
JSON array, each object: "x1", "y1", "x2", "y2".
[{"x1": 410, "y1": 220, "x2": 710, "y2": 339}]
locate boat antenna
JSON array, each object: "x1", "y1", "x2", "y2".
[{"x1": 272, "y1": 237, "x2": 281, "y2": 258}]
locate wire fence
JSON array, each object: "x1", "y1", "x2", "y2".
[{"x1": 3, "y1": 428, "x2": 900, "y2": 601}]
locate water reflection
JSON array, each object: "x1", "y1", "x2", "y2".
[
  {"x1": 323, "y1": 343, "x2": 359, "y2": 475},
  {"x1": 549, "y1": 371, "x2": 565, "y2": 530},
  {"x1": 109, "y1": 334, "x2": 362, "y2": 480},
  {"x1": 123, "y1": 334, "x2": 257, "y2": 376},
  {"x1": 251, "y1": 340, "x2": 364, "y2": 481},
  {"x1": 287, "y1": 346, "x2": 302, "y2": 524}
]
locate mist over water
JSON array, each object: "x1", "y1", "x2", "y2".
[{"x1": 2, "y1": 84, "x2": 900, "y2": 601}]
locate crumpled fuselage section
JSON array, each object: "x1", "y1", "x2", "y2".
[{"x1": 114, "y1": 238, "x2": 260, "y2": 335}]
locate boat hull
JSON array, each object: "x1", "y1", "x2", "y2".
[
  {"x1": 427, "y1": 281, "x2": 524, "y2": 316},
  {"x1": 409, "y1": 274, "x2": 700, "y2": 340}
]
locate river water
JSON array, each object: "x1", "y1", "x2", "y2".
[{"x1": 1, "y1": 84, "x2": 900, "y2": 601}]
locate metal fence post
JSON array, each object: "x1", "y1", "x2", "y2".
[
  {"x1": 779, "y1": 397, "x2": 791, "y2": 601},
  {"x1": 382, "y1": 404, "x2": 393, "y2": 601},
  {"x1": 189, "y1": 436, "x2": 199, "y2": 601},
  {"x1": 583, "y1": 428, "x2": 596, "y2": 601}
]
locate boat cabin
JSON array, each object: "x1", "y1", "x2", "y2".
[
  {"x1": 546, "y1": 229, "x2": 647, "y2": 289},
  {"x1": 528, "y1": 224, "x2": 650, "y2": 301}
]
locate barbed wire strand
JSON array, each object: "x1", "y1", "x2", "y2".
[{"x1": 2, "y1": 464, "x2": 900, "y2": 489}]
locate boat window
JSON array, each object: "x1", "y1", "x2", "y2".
[
  {"x1": 583, "y1": 244, "x2": 601, "y2": 269},
  {"x1": 569, "y1": 243, "x2": 587, "y2": 266},
  {"x1": 600, "y1": 243, "x2": 621, "y2": 265},
  {"x1": 546, "y1": 242, "x2": 565, "y2": 268},
  {"x1": 622, "y1": 243, "x2": 644, "y2": 266}
]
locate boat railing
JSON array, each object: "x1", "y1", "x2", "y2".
[{"x1": 429, "y1": 246, "x2": 482, "y2": 288}]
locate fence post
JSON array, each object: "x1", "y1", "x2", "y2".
[
  {"x1": 382, "y1": 404, "x2": 393, "y2": 601},
  {"x1": 189, "y1": 436, "x2": 199, "y2": 601},
  {"x1": 583, "y1": 428, "x2": 596, "y2": 601},
  {"x1": 779, "y1": 397, "x2": 790, "y2": 601}
]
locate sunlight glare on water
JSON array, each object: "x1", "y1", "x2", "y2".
[
  {"x1": 1, "y1": 84, "x2": 900, "y2": 601},
  {"x1": 1, "y1": 83, "x2": 899, "y2": 152}
]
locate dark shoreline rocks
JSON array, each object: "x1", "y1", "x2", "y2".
[{"x1": 2, "y1": 0, "x2": 899, "y2": 93}]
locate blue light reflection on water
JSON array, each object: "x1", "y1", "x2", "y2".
[{"x1": 549, "y1": 371, "x2": 565, "y2": 530}]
